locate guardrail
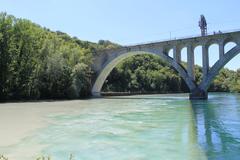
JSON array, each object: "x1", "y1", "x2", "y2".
[{"x1": 123, "y1": 29, "x2": 240, "y2": 47}]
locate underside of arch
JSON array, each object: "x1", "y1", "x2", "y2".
[{"x1": 92, "y1": 51, "x2": 196, "y2": 96}]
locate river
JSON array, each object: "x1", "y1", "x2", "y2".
[{"x1": 0, "y1": 93, "x2": 240, "y2": 160}]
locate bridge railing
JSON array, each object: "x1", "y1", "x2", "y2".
[
  {"x1": 96, "y1": 29, "x2": 240, "y2": 53},
  {"x1": 123, "y1": 29, "x2": 240, "y2": 47}
]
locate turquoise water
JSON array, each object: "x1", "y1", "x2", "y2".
[{"x1": 1, "y1": 93, "x2": 240, "y2": 160}]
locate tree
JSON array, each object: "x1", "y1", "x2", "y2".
[
  {"x1": 69, "y1": 63, "x2": 92, "y2": 98},
  {"x1": 0, "y1": 13, "x2": 15, "y2": 100},
  {"x1": 38, "y1": 54, "x2": 72, "y2": 99}
]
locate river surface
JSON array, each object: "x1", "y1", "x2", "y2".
[{"x1": 0, "y1": 93, "x2": 240, "y2": 160}]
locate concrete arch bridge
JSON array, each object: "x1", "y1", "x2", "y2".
[{"x1": 91, "y1": 31, "x2": 240, "y2": 99}]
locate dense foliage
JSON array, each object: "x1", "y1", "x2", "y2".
[
  {"x1": 0, "y1": 12, "x2": 240, "y2": 101},
  {"x1": 209, "y1": 68, "x2": 240, "y2": 92},
  {"x1": 102, "y1": 55, "x2": 189, "y2": 93},
  {"x1": 0, "y1": 13, "x2": 115, "y2": 101}
]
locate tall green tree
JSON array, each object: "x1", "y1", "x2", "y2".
[{"x1": 0, "y1": 13, "x2": 16, "y2": 100}]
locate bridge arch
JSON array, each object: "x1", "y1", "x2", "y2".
[
  {"x1": 224, "y1": 41, "x2": 237, "y2": 53},
  {"x1": 223, "y1": 37, "x2": 238, "y2": 46},
  {"x1": 168, "y1": 48, "x2": 174, "y2": 58},
  {"x1": 193, "y1": 45, "x2": 203, "y2": 67},
  {"x1": 180, "y1": 47, "x2": 187, "y2": 63},
  {"x1": 205, "y1": 39, "x2": 220, "y2": 49},
  {"x1": 92, "y1": 50, "x2": 196, "y2": 96},
  {"x1": 208, "y1": 43, "x2": 219, "y2": 67}
]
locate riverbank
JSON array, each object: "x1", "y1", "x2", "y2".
[
  {"x1": 101, "y1": 91, "x2": 185, "y2": 96},
  {"x1": 0, "y1": 91, "x2": 234, "y2": 103}
]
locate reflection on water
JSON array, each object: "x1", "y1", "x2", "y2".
[
  {"x1": 191, "y1": 93, "x2": 240, "y2": 160},
  {"x1": 1, "y1": 93, "x2": 240, "y2": 160}
]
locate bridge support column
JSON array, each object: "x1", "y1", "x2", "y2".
[
  {"x1": 187, "y1": 45, "x2": 195, "y2": 80},
  {"x1": 92, "y1": 92, "x2": 102, "y2": 97},
  {"x1": 219, "y1": 41, "x2": 225, "y2": 59},
  {"x1": 173, "y1": 46, "x2": 181, "y2": 63},
  {"x1": 190, "y1": 88, "x2": 208, "y2": 100},
  {"x1": 202, "y1": 45, "x2": 209, "y2": 81}
]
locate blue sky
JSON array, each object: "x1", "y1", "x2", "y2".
[{"x1": 1, "y1": 0, "x2": 240, "y2": 70}]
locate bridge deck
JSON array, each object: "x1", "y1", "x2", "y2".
[
  {"x1": 98, "y1": 30, "x2": 240, "y2": 54},
  {"x1": 125, "y1": 29, "x2": 240, "y2": 47}
]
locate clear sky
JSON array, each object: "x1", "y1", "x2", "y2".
[{"x1": 1, "y1": 0, "x2": 240, "y2": 70}]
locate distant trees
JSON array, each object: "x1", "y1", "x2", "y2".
[
  {"x1": 98, "y1": 40, "x2": 120, "y2": 49},
  {"x1": 209, "y1": 68, "x2": 240, "y2": 93},
  {"x1": 102, "y1": 55, "x2": 188, "y2": 93}
]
